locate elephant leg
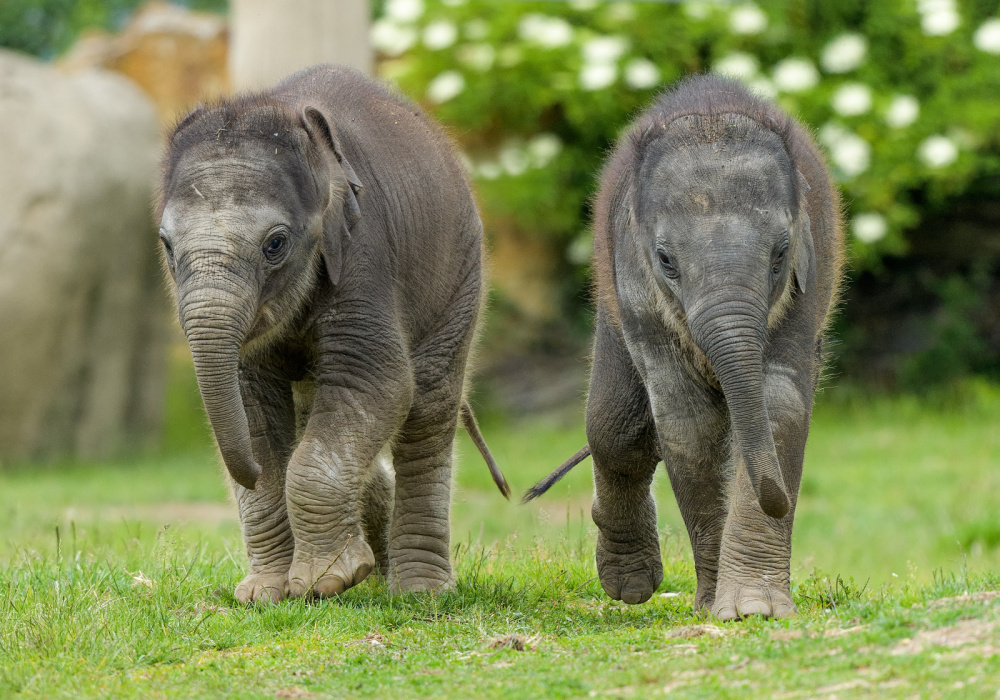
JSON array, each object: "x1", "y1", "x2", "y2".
[
  {"x1": 361, "y1": 447, "x2": 394, "y2": 576},
  {"x1": 655, "y1": 389, "x2": 730, "y2": 612},
  {"x1": 388, "y1": 274, "x2": 478, "y2": 594},
  {"x1": 284, "y1": 342, "x2": 411, "y2": 599},
  {"x1": 712, "y1": 360, "x2": 812, "y2": 621},
  {"x1": 588, "y1": 318, "x2": 662, "y2": 605},
  {"x1": 233, "y1": 366, "x2": 296, "y2": 604}
]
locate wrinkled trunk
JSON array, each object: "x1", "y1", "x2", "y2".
[
  {"x1": 689, "y1": 293, "x2": 790, "y2": 519},
  {"x1": 181, "y1": 291, "x2": 261, "y2": 490}
]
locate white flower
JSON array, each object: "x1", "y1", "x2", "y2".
[
  {"x1": 476, "y1": 161, "x2": 501, "y2": 180},
  {"x1": 527, "y1": 133, "x2": 563, "y2": 168},
  {"x1": 499, "y1": 142, "x2": 530, "y2": 176},
  {"x1": 820, "y1": 123, "x2": 870, "y2": 178},
  {"x1": 685, "y1": 1, "x2": 713, "y2": 21},
  {"x1": 426, "y1": 70, "x2": 465, "y2": 103},
  {"x1": 918, "y1": 135, "x2": 958, "y2": 168},
  {"x1": 922, "y1": 9, "x2": 960, "y2": 36},
  {"x1": 582, "y1": 36, "x2": 629, "y2": 66},
  {"x1": 518, "y1": 14, "x2": 574, "y2": 49},
  {"x1": 772, "y1": 58, "x2": 819, "y2": 93},
  {"x1": 821, "y1": 33, "x2": 867, "y2": 73},
  {"x1": 423, "y1": 20, "x2": 457, "y2": 50},
  {"x1": 624, "y1": 59, "x2": 661, "y2": 90},
  {"x1": 852, "y1": 213, "x2": 888, "y2": 243},
  {"x1": 831, "y1": 83, "x2": 872, "y2": 116},
  {"x1": 973, "y1": 18, "x2": 1000, "y2": 53},
  {"x1": 885, "y1": 95, "x2": 920, "y2": 128},
  {"x1": 748, "y1": 77, "x2": 777, "y2": 99},
  {"x1": 370, "y1": 20, "x2": 418, "y2": 56},
  {"x1": 384, "y1": 0, "x2": 424, "y2": 23},
  {"x1": 606, "y1": 2, "x2": 637, "y2": 22},
  {"x1": 458, "y1": 43, "x2": 495, "y2": 72},
  {"x1": 570, "y1": 0, "x2": 599, "y2": 10},
  {"x1": 730, "y1": 3, "x2": 768, "y2": 35},
  {"x1": 580, "y1": 63, "x2": 617, "y2": 91},
  {"x1": 713, "y1": 52, "x2": 759, "y2": 80},
  {"x1": 464, "y1": 19, "x2": 489, "y2": 41}
]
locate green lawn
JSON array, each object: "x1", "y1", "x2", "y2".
[{"x1": 1, "y1": 364, "x2": 999, "y2": 697}]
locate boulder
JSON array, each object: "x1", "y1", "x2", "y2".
[
  {"x1": 0, "y1": 49, "x2": 166, "y2": 463},
  {"x1": 59, "y1": 1, "x2": 229, "y2": 124}
]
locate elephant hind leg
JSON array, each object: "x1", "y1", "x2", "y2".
[{"x1": 361, "y1": 448, "x2": 394, "y2": 576}]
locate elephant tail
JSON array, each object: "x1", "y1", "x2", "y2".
[
  {"x1": 521, "y1": 444, "x2": 591, "y2": 503},
  {"x1": 460, "y1": 400, "x2": 511, "y2": 500}
]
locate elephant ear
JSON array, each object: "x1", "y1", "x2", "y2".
[
  {"x1": 301, "y1": 106, "x2": 363, "y2": 287},
  {"x1": 792, "y1": 170, "x2": 814, "y2": 295}
]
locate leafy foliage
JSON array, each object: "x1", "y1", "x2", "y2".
[
  {"x1": 375, "y1": 0, "x2": 1000, "y2": 270},
  {"x1": 0, "y1": 0, "x2": 226, "y2": 59}
]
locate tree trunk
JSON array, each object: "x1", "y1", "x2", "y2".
[{"x1": 229, "y1": 0, "x2": 372, "y2": 90}]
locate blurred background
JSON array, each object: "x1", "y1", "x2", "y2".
[{"x1": 1, "y1": 0, "x2": 998, "y2": 589}]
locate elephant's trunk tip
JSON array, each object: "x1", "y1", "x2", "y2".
[
  {"x1": 745, "y1": 451, "x2": 790, "y2": 519},
  {"x1": 228, "y1": 455, "x2": 263, "y2": 491}
]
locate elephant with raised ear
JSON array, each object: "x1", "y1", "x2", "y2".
[
  {"x1": 525, "y1": 75, "x2": 843, "y2": 620},
  {"x1": 157, "y1": 65, "x2": 509, "y2": 603}
]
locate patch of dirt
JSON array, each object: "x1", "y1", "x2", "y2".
[
  {"x1": 891, "y1": 618, "x2": 1000, "y2": 656},
  {"x1": 489, "y1": 633, "x2": 527, "y2": 651},
  {"x1": 660, "y1": 669, "x2": 710, "y2": 693},
  {"x1": 812, "y1": 678, "x2": 870, "y2": 694},
  {"x1": 274, "y1": 687, "x2": 313, "y2": 699},
  {"x1": 666, "y1": 624, "x2": 731, "y2": 640},
  {"x1": 63, "y1": 501, "x2": 236, "y2": 525},
  {"x1": 346, "y1": 632, "x2": 386, "y2": 650},
  {"x1": 926, "y1": 590, "x2": 1000, "y2": 609}
]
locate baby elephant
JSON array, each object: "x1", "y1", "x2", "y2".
[
  {"x1": 527, "y1": 75, "x2": 843, "y2": 619},
  {"x1": 158, "y1": 65, "x2": 508, "y2": 603}
]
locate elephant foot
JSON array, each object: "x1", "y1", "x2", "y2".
[
  {"x1": 235, "y1": 570, "x2": 289, "y2": 604},
  {"x1": 711, "y1": 579, "x2": 795, "y2": 620},
  {"x1": 595, "y1": 531, "x2": 663, "y2": 605},
  {"x1": 287, "y1": 536, "x2": 375, "y2": 599},
  {"x1": 693, "y1": 584, "x2": 716, "y2": 613},
  {"x1": 389, "y1": 561, "x2": 454, "y2": 594}
]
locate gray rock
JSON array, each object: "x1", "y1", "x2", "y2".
[{"x1": 0, "y1": 49, "x2": 167, "y2": 463}]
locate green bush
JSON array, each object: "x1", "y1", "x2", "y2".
[
  {"x1": 374, "y1": 0, "x2": 1000, "y2": 272},
  {"x1": 0, "y1": 0, "x2": 226, "y2": 59}
]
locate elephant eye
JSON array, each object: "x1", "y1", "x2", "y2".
[
  {"x1": 657, "y1": 249, "x2": 679, "y2": 279},
  {"x1": 772, "y1": 243, "x2": 789, "y2": 276},
  {"x1": 263, "y1": 229, "x2": 289, "y2": 263},
  {"x1": 159, "y1": 234, "x2": 175, "y2": 269}
]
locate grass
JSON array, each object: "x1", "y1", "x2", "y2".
[{"x1": 1, "y1": 360, "x2": 999, "y2": 697}]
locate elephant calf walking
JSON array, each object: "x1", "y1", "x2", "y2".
[
  {"x1": 157, "y1": 65, "x2": 507, "y2": 603},
  {"x1": 527, "y1": 75, "x2": 843, "y2": 620}
]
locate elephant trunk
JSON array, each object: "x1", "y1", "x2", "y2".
[
  {"x1": 689, "y1": 291, "x2": 790, "y2": 519},
  {"x1": 180, "y1": 290, "x2": 261, "y2": 490}
]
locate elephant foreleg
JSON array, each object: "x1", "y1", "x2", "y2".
[
  {"x1": 712, "y1": 358, "x2": 811, "y2": 621},
  {"x1": 233, "y1": 366, "x2": 296, "y2": 604},
  {"x1": 588, "y1": 317, "x2": 662, "y2": 605},
  {"x1": 284, "y1": 341, "x2": 412, "y2": 599}
]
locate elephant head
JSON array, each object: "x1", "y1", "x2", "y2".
[
  {"x1": 157, "y1": 100, "x2": 363, "y2": 489},
  {"x1": 630, "y1": 113, "x2": 814, "y2": 519}
]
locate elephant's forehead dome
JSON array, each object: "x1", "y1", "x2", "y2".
[{"x1": 169, "y1": 144, "x2": 318, "y2": 212}]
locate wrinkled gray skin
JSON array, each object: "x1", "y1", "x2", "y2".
[
  {"x1": 586, "y1": 76, "x2": 842, "y2": 619},
  {"x1": 158, "y1": 65, "x2": 487, "y2": 602}
]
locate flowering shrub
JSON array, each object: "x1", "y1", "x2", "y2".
[{"x1": 372, "y1": 0, "x2": 1000, "y2": 271}]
